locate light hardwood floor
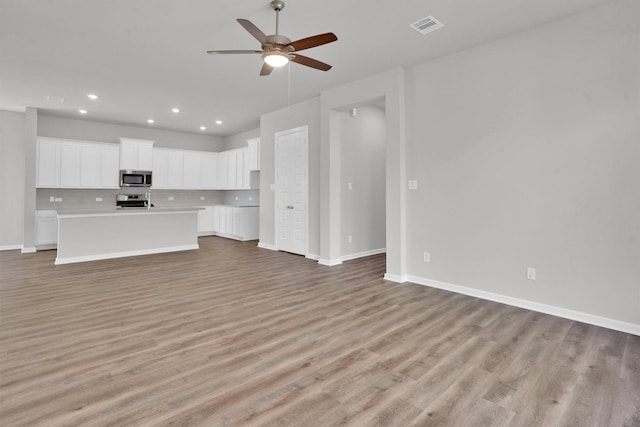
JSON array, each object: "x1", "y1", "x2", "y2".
[{"x1": 1, "y1": 237, "x2": 639, "y2": 426}]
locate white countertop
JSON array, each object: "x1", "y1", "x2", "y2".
[{"x1": 57, "y1": 207, "x2": 202, "y2": 218}]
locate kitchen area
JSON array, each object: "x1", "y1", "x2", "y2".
[{"x1": 35, "y1": 136, "x2": 261, "y2": 265}]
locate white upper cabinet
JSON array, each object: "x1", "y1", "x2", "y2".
[
  {"x1": 227, "y1": 150, "x2": 237, "y2": 189},
  {"x1": 235, "y1": 149, "x2": 245, "y2": 188},
  {"x1": 217, "y1": 152, "x2": 228, "y2": 189},
  {"x1": 80, "y1": 143, "x2": 101, "y2": 187},
  {"x1": 247, "y1": 138, "x2": 260, "y2": 171},
  {"x1": 119, "y1": 138, "x2": 154, "y2": 171},
  {"x1": 183, "y1": 151, "x2": 202, "y2": 189},
  {"x1": 36, "y1": 137, "x2": 120, "y2": 189},
  {"x1": 200, "y1": 152, "x2": 217, "y2": 190},
  {"x1": 36, "y1": 138, "x2": 255, "y2": 191},
  {"x1": 36, "y1": 138, "x2": 61, "y2": 188},
  {"x1": 167, "y1": 150, "x2": 184, "y2": 189},
  {"x1": 59, "y1": 143, "x2": 81, "y2": 187},
  {"x1": 153, "y1": 148, "x2": 217, "y2": 190},
  {"x1": 100, "y1": 144, "x2": 120, "y2": 188},
  {"x1": 152, "y1": 148, "x2": 169, "y2": 189}
]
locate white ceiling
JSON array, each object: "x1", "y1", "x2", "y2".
[{"x1": 0, "y1": 0, "x2": 611, "y2": 137}]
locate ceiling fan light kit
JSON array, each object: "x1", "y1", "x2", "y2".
[
  {"x1": 263, "y1": 51, "x2": 289, "y2": 67},
  {"x1": 206, "y1": 0, "x2": 337, "y2": 76}
]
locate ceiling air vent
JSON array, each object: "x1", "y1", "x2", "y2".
[{"x1": 410, "y1": 16, "x2": 444, "y2": 35}]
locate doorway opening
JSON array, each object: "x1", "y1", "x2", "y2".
[{"x1": 339, "y1": 99, "x2": 387, "y2": 261}]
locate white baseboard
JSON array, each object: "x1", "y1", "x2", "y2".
[
  {"x1": 257, "y1": 242, "x2": 277, "y2": 251},
  {"x1": 55, "y1": 244, "x2": 199, "y2": 265},
  {"x1": 318, "y1": 258, "x2": 343, "y2": 267},
  {"x1": 21, "y1": 246, "x2": 37, "y2": 253},
  {"x1": 406, "y1": 275, "x2": 640, "y2": 337},
  {"x1": 341, "y1": 248, "x2": 386, "y2": 262},
  {"x1": 0, "y1": 244, "x2": 22, "y2": 251},
  {"x1": 384, "y1": 273, "x2": 407, "y2": 283},
  {"x1": 305, "y1": 253, "x2": 320, "y2": 261}
]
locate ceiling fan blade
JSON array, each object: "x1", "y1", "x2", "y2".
[
  {"x1": 290, "y1": 54, "x2": 332, "y2": 71},
  {"x1": 289, "y1": 33, "x2": 337, "y2": 52},
  {"x1": 260, "y1": 63, "x2": 274, "y2": 76},
  {"x1": 206, "y1": 50, "x2": 263, "y2": 54},
  {"x1": 237, "y1": 19, "x2": 267, "y2": 44}
]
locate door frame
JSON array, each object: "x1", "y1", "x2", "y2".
[{"x1": 274, "y1": 125, "x2": 309, "y2": 256}]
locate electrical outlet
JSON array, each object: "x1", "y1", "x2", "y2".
[
  {"x1": 348, "y1": 182, "x2": 353, "y2": 190},
  {"x1": 54, "y1": 197, "x2": 62, "y2": 202},
  {"x1": 95, "y1": 197, "x2": 102, "y2": 202},
  {"x1": 235, "y1": 196, "x2": 239, "y2": 200},
  {"x1": 168, "y1": 196, "x2": 174, "y2": 201},
  {"x1": 200, "y1": 196, "x2": 205, "y2": 200},
  {"x1": 408, "y1": 180, "x2": 418, "y2": 190},
  {"x1": 49, "y1": 196, "x2": 55, "y2": 202},
  {"x1": 527, "y1": 267, "x2": 536, "y2": 280},
  {"x1": 348, "y1": 235, "x2": 353, "y2": 243},
  {"x1": 249, "y1": 197, "x2": 252, "y2": 201},
  {"x1": 423, "y1": 251, "x2": 430, "y2": 263}
]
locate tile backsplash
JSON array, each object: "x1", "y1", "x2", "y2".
[{"x1": 36, "y1": 189, "x2": 259, "y2": 210}]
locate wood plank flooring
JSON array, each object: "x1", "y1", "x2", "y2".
[{"x1": 1, "y1": 237, "x2": 638, "y2": 426}]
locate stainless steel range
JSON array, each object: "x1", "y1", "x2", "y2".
[{"x1": 116, "y1": 193, "x2": 151, "y2": 209}]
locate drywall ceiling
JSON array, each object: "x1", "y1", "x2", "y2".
[{"x1": 0, "y1": 0, "x2": 612, "y2": 137}]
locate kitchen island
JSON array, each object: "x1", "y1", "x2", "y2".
[{"x1": 55, "y1": 208, "x2": 200, "y2": 265}]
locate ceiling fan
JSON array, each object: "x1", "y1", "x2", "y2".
[{"x1": 206, "y1": 0, "x2": 338, "y2": 76}]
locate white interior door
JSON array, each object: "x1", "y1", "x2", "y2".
[{"x1": 276, "y1": 126, "x2": 308, "y2": 255}]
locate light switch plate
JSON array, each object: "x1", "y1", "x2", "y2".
[{"x1": 408, "y1": 180, "x2": 418, "y2": 190}]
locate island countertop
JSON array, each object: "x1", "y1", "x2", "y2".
[{"x1": 56, "y1": 207, "x2": 202, "y2": 218}]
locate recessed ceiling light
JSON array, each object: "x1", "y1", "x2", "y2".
[
  {"x1": 78, "y1": 109, "x2": 88, "y2": 114},
  {"x1": 199, "y1": 126, "x2": 207, "y2": 131},
  {"x1": 215, "y1": 120, "x2": 222, "y2": 125},
  {"x1": 147, "y1": 119, "x2": 155, "y2": 124},
  {"x1": 87, "y1": 94, "x2": 99, "y2": 100},
  {"x1": 171, "y1": 108, "x2": 180, "y2": 113}
]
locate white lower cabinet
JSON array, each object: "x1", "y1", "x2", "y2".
[
  {"x1": 36, "y1": 210, "x2": 58, "y2": 249},
  {"x1": 207, "y1": 205, "x2": 258, "y2": 241},
  {"x1": 197, "y1": 206, "x2": 215, "y2": 235}
]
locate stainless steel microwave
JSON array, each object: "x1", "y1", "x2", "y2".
[{"x1": 119, "y1": 170, "x2": 152, "y2": 187}]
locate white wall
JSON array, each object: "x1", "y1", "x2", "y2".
[
  {"x1": 259, "y1": 97, "x2": 321, "y2": 255},
  {"x1": 340, "y1": 105, "x2": 386, "y2": 258},
  {"x1": 0, "y1": 110, "x2": 26, "y2": 248},
  {"x1": 37, "y1": 114, "x2": 224, "y2": 151},
  {"x1": 223, "y1": 128, "x2": 259, "y2": 151},
  {"x1": 404, "y1": 0, "x2": 639, "y2": 328}
]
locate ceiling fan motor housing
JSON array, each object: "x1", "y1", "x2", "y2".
[{"x1": 264, "y1": 34, "x2": 293, "y2": 53}]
